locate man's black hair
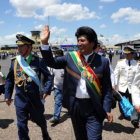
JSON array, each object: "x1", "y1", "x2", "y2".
[{"x1": 75, "y1": 26, "x2": 98, "y2": 50}]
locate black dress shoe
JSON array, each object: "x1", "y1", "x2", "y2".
[
  {"x1": 41, "y1": 128, "x2": 51, "y2": 140},
  {"x1": 50, "y1": 119, "x2": 59, "y2": 124},
  {"x1": 43, "y1": 133, "x2": 51, "y2": 140},
  {"x1": 131, "y1": 120, "x2": 139, "y2": 128},
  {"x1": 118, "y1": 115, "x2": 124, "y2": 120}
]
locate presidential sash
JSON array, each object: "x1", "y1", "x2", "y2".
[
  {"x1": 69, "y1": 51, "x2": 102, "y2": 99},
  {"x1": 16, "y1": 55, "x2": 42, "y2": 92}
]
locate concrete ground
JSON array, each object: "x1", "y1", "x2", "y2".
[{"x1": 0, "y1": 54, "x2": 140, "y2": 140}]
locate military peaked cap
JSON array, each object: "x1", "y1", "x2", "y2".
[
  {"x1": 123, "y1": 45, "x2": 135, "y2": 54},
  {"x1": 16, "y1": 34, "x2": 35, "y2": 45}
]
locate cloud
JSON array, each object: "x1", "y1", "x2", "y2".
[
  {"x1": 99, "y1": 6, "x2": 103, "y2": 10},
  {"x1": 0, "y1": 26, "x2": 67, "y2": 45},
  {"x1": 42, "y1": 3, "x2": 99, "y2": 21},
  {"x1": 50, "y1": 37, "x2": 76, "y2": 45},
  {"x1": 0, "y1": 20, "x2": 5, "y2": 24},
  {"x1": 50, "y1": 26, "x2": 67, "y2": 35},
  {"x1": 0, "y1": 32, "x2": 31, "y2": 45},
  {"x1": 100, "y1": 24, "x2": 106, "y2": 28},
  {"x1": 0, "y1": 34, "x2": 17, "y2": 45},
  {"x1": 111, "y1": 7, "x2": 140, "y2": 24},
  {"x1": 109, "y1": 34, "x2": 125, "y2": 44},
  {"x1": 99, "y1": 33, "x2": 140, "y2": 45},
  {"x1": 5, "y1": 9, "x2": 12, "y2": 14},
  {"x1": 10, "y1": 0, "x2": 99, "y2": 21},
  {"x1": 0, "y1": 37, "x2": 3, "y2": 43},
  {"x1": 34, "y1": 24, "x2": 67, "y2": 33},
  {"x1": 99, "y1": 34, "x2": 127, "y2": 45},
  {"x1": 34, "y1": 24, "x2": 43, "y2": 30},
  {"x1": 133, "y1": 34, "x2": 140, "y2": 40},
  {"x1": 100, "y1": 0, "x2": 115, "y2": 2},
  {"x1": 10, "y1": 0, "x2": 60, "y2": 17},
  {"x1": 4, "y1": 34, "x2": 17, "y2": 40}
]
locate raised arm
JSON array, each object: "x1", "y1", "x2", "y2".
[{"x1": 41, "y1": 24, "x2": 50, "y2": 45}]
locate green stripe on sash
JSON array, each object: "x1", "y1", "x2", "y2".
[{"x1": 70, "y1": 51, "x2": 101, "y2": 99}]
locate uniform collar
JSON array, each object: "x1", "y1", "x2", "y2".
[{"x1": 125, "y1": 59, "x2": 133, "y2": 64}]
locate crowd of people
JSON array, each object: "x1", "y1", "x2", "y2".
[{"x1": 0, "y1": 24, "x2": 139, "y2": 140}]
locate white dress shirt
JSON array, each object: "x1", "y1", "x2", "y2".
[
  {"x1": 75, "y1": 53, "x2": 93, "y2": 99},
  {"x1": 41, "y1": 44, "x2": 92, "y2": 99}
]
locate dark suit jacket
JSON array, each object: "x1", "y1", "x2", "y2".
[
  {"x1": 5, "y1": 54, "x2": 52, "y2": 109},
  {"x1": 41, "y1": 48, "x2": 112, "y2": 121}
]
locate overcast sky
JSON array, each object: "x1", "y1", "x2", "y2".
[{"x1": 0, "y1": 0, "x2": 140, "y2": 46}]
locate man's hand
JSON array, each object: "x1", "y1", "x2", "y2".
[
  {"x1": 43, "y1": 94, "x2": 48, "y2": 100},
  {"x1": 41, "y1": 24, "x2": 50, "y2": 45},
  {"x1": 5, "y1": 98, "x2": 12, "y2": 106},
  {"x1": 40, "y1": 93, "x2": 48, "y2": 100},
  {"x1": 112, "y1": 85, "x2": 117, "y2": 90},
  {"x1": 107, "y1": 113, "x2": 113, "y2": 123},
  {"x1": 60, "y1": 73, "x2": 64, "y2": 78},
  {"x1": 135, "y1": 106, "x2": 140, "y2": 114}
]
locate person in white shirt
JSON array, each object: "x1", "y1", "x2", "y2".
[
  {"x1": 50, "y1": 49, "x2": 64, "y2": 125},
  {"x1": 131, "y1": 63, "x2": 140, "y2": 114},
  {"x1": 114, "y1": 45, "x2": 139, "y2": 128}
]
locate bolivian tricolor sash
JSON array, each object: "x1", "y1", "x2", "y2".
[{"x1": 69, "y1": 51, "x2": 102, "y2": 99}]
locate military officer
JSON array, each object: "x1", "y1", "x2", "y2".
[
  {"x1": 5, "y1": 34, "x2": 52, "y2": 140},
  {"x1": 114, "y1": 45, "x2": 139, "y2": 128}
]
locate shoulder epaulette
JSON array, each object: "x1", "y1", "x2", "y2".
[{"x1": 10, "y1": 56, "x2": 16, "y2": 60}]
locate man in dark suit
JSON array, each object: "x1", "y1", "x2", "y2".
[
  {"x1": 41, "y1": 25, "x2": 113, "y2": 140},
  {"x1": 5, "y1": 34, "x2": 52, "y2": 140}
]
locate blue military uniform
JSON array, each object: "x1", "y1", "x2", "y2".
[{"x1": 5, "y1": 34, "x2": 52, "y2": 140}]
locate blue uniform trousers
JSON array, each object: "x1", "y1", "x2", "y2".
[
  {"x1": 71, "y1": 98, "x2": 103, "y2": 140},
  {"x1": 53, "y1": 88, "x2": 63, "y2": 121},
  {"x1": 16, "y1": 105, "x2": 47, "y2": 140}
]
